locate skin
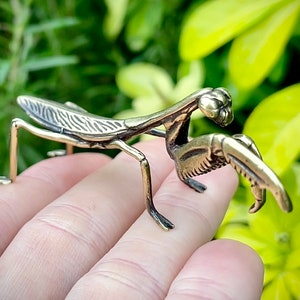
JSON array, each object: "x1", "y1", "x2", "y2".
[{"x1": 0, "y1": 139, "x2": 264, "y2": 299}]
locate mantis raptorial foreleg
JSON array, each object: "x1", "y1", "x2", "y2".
[{"x1": 232, "y1": 134, "x2": 266, "y2": 212}]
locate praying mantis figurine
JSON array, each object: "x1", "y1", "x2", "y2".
[{"x1": 0, "y1": 87, "x2": 292, "y2": 230}]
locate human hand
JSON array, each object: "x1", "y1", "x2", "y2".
[{"x1": 0, "y1": 139, "x2": 263, "y2": 299}]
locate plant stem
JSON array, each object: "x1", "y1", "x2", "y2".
[{"x1": 7, "y1": 0, "x2": 32, "y2": 96}]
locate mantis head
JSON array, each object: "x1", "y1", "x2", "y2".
[{"x1": 197, "y1": 87, "x2": 234, "y2": 127}]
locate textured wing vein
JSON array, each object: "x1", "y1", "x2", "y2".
[{"x1": 17, "y1": 96, "x2": 128, "y2": 139}]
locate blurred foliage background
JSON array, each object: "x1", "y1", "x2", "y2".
[{"x1": 1, "y1": 0, "x2": 300, "y2": 298}]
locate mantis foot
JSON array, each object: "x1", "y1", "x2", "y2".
[
  {"x1": 183, "y1": 178, "x2": 207, "y2": 193},
  {"x1": 47, "y1": 144, "x2": 74, "y2": 157},
  {"x1": 47, "y1": 149, "x2": 67, "y2": 157},
  {"x1": 149, "y1": 209, "x2": 175, "y2": 231},
  {"x1": 0, "y1": 176, "x2": 12, "y2": 185}
]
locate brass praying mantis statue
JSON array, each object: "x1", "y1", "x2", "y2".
[{"x1": 0, "y1": 87, "x2": 292, "y2": 230}]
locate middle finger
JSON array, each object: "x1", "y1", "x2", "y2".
[{"x1": 67, "y1": 165, "x2": 238, "y2": 299}]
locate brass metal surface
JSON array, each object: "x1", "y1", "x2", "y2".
[{"x1": 0, "y1": 88, "x2": 292, "y2": 230}]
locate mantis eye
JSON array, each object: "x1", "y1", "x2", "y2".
[{"x1": 198, "y1": 88, "x2": 233, "y2": 126}]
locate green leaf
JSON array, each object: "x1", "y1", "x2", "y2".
[
  {"x1": 0, "y1": 60, "x2": 10, "y2": 85},
  {"x1": 245, "y1": 163, "x2": 300, "y2": 246},
  {"x1": 286, "y1": 248, "x2": 300, "y2": 269},
  {"x1": 265, "y1": 113, "x2": 300, "y2": 175},
  {"x1": 249, "y1": 213, "x2": 284, "y2": 250},
  {"x1": 216, "y1": 223, "x2": 266, "y2": 250},
  {"x1": 132, "y1": 95, "x2": 165, "y2": 115},
  {"x1": 125, "y1": 0, "x2": 163, "y2": 51},
  {"x1": 23, "y1": 55, "x2": 78, "y2": 71},
  {"x1": 243, "y1": 84, "x2": 300, "y2": 175},
  {"x1": 268, "y1": 52, "x2": 289, "y2": 85},
  {"x1": 114, "y1": 95, "x2": 163, "y2": 118},
  {"x1": 264, "y1": 267, "x2": 282, "y2": 286},
  {"x1": 0, "y1": 1, "x2": 12, "y2": 14},
  {"x1": 229, "y1": 0, "x2": 300, "y2": 90},
  {"x1": 116, "y1": 62, "x2": 174, "y2": 99},
  {"x1": 103, "y1": 0, "x2": 128, "y2": 40},
  {"x1": 172, "y1": 60, "x2": 204, "y2": 101},
  {"x1": 262, "y1": 276, "x2": 291, "y2": 300},
  {"x1": 291, "y1": 222, "x2": 300, "y2": 250},
  {"x1": 25, "y1": 17, "x2": 79, "y2": 34},
  {"x1": 284, "y1": 270, "x2": 300, "y2": 299},
  {"x1": 179, "y1": 0, "x2": 284, "y2": 60}
]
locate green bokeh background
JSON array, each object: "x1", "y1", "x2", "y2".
[{"x1": 1, "y1": 1, "x2": 300, "y2": 298}]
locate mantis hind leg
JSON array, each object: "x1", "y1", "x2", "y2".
[
  {"x1": 111, "y1": 140, "x2": 174, "y2": 230},
  {"x1": 0, "y1": 118, "x2": 89, "y2": 184},
  {"x1": 0, "y1": 118, "x2": 19, "y2": 184}
]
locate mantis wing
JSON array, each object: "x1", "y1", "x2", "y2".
[{"x1": 17, "y1": 96, "x2": 129, "y2": 141}]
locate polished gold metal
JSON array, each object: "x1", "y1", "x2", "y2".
[{"x1": 0, "y1": 88, "x2": 292, "y2": 230}]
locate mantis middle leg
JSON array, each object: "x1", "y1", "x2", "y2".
[{"x1": 111, "y1": 140, "x2": 174, "y2": 230}]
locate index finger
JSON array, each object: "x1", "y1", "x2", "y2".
[{"x1": 0, "y1": 152, "x2": 111, "y2": 254}]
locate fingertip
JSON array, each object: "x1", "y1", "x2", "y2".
[
  {"x1": 167, "y1": 239, "x2": 264, "y2": 300},
  {"x1": 214, "y1": 239, "x2": 264, "y2": 299}
]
